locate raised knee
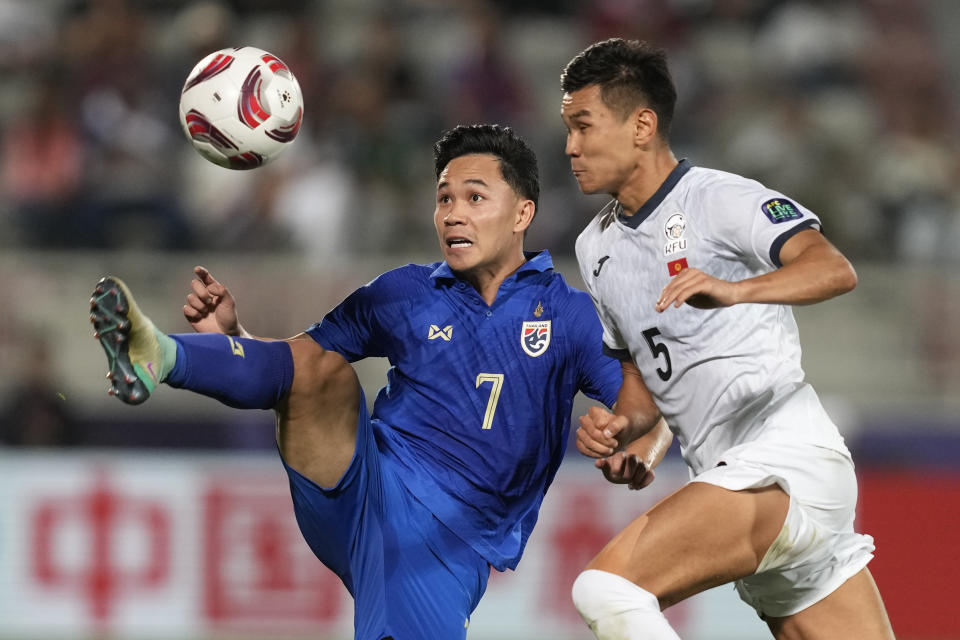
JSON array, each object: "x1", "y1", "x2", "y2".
[
  {"x1": 278, "y1": 337, "x2": 361, "y2": 480},
  {"x1": 573, "y1": 570, "x2": 678, "y2": 639},
  {"x1": 572, "y1": 569, "x2": 656, "y2": 623},
  {"x1": 572, "y1": 570, "x2": 608, "y2": 624},
  {"x1": 288, "y1": 337, "x2": 355, "y2": 397}
]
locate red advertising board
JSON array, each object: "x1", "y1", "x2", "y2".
[
  {"x1": 203, "y1": 473, "x2": 345, "y2": 632},
  {"x1": 859, "y1": 470, "x2": 960, "y2": 638}
]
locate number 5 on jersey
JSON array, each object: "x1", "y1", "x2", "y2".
[
  {"x1": 476, "y1": 373, "x2": 504, "y2": 430},
  {"x1": 642, "y1": 327, "x2": 672, "y2": 381}
]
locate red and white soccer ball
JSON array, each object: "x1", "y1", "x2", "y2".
[{"x1": 178, "y1": 46, "x2": 304, "y2": 170}]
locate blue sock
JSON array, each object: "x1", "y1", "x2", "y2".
[{"x1": 164, "y1": 334, "x2": 293, "y2": 410}]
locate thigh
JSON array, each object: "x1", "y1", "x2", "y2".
[
  {"x1": 282, "y1": 415, "x2": 489, "y2": 640},
  {"x1": 767, "y1": 568, "x2": 894, "y2": 640},
  {"x1": 281, "y1": 393, "x2": 379, "y2": 590},
  {"x1": 377, "y1": 483, "x2": 491, "y2": 640},
  {"x1": 728, "y1": 444, "x2": 877, "y2": 618},
  {"x1": 587, "y1": 480, "x2": 789, "y2": 609},
  {"x1": 277, "y1": 333, "x2": 362, "y2": 487}
]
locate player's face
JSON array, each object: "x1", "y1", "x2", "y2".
[
  {"x1": 434, "y1": 153, "x2": 531, "y2": 276},
  {"x1": 561, "y1": 84, "x2": 639, "y2": 196}
]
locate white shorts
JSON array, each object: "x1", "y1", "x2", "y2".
[{"x1": 692, "y1": 439, "x2": 875, "y2": 618}]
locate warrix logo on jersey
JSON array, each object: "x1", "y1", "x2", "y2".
[
  {"x1": 428, "y1": 324, "x2": 453, "y2": 341},
  {"x1": 521, "y1": 321, "x2": 551, "y2": 357}
]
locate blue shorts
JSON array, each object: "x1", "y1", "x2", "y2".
[{"x1": 280, "y1": 392, "x2": 490, "y2": 640}]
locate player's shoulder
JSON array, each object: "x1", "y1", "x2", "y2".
[
  {"x1": 679, "y1": 166, "x2": 792, "y2": 230},
  {"x1": 683, "y1": 166, "x2": 777, "y2": 204},
  {"x1": 575, "y1": 200, "x2": 619, "y2": 252},
  {"x1": 518, "y1": 252, "x2": 577, "y2": 295},
  {"x1": 380, "y1": 262, "x2": 439, "y2": 281},
  {"x1": 686, "y1": 166, "x2": 817, "y2": 228},
  {"x1": 543, "y1": 268, "x2": 590, "y2": 299},
  {"x1": 362, "y1": 262, "x2": 437, "y2": 298},
  {"x1": 536, "y1": 270, "x2": 600, "y2": 321},
  {"x1": 684, "y1": 166, "x2": 770, "y2": 197}
]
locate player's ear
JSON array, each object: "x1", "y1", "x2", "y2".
[
  {"x1": 514, "y1": 199, "x2": 535, "y2": 233},
  {"x1": 634, "y1": 107, "x2": 658, "y2": 147}
]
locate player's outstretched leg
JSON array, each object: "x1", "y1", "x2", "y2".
[
  {"x1": 90, "y1": 276, "x2": 293, "y2": 410},
  {"x1": 89, "y1": 276, "x2": 177, "y2": 404}
]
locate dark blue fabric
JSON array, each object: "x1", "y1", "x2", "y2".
[
  {"x1": 282, "y1": 392, "x2": 489, "y2": 640},
  {"x1": 305, "y1": 250, "x2": 622, "y2": 570},
  {"x1": 166, "y1": 333, "x2": 293, "y2": 409}
]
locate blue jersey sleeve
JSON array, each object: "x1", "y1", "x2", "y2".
[
  {"x1": 305, "y1": 270, "x2": 406, "y2": 361},
  {"x1": 570, "y1": 293, "x2": 622, "y2": 408}
]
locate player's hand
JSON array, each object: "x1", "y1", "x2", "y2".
[
  {"x1": 656, "y1": 267, "x2": 741, "y2": 312},
  {"x1": 183, "y1": 266, "x2": 243, "y2": 336},
  {"x1": 576, "y1": 406, "x2": 627, "y2": 458},
  {"x1": 595, "y1": 452, "x2": 656, "y2": 490}
]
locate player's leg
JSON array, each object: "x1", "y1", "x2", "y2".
[
  {"x1": 733, "y1": 437, "x2": 893, "y2": 639},
  {"x1": 91, "y1": 276, "x2": 180, "y2": 404},
  {"x1": 376, "y1": 468, "x2": 491, "y2": 640},
  {"x1": 90, "y1": 276, "x2": 360, "y2": 487},
  {"x1": 285, "y1": 409, "x2": 489, "y2": 640},
  {"x1": 765, "y1": 568, "x2": 894, "y2": 640},
  {"x1": 275, "y1": 333, "x2": 361, "y2": 488},
  {"x1": 588, "y1": 482, "x2": 789, "y2": 605},
  {"x1": 572, "y1": 569, "x2": 681, "y2": 640},
  {"x1": 90, "y1": 276, "x2": 294, "y2": 408},
  {"x1": 573, "y1": 481, "x2": 789, "y2": 639}
]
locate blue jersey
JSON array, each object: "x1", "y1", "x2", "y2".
[{"x1": 306, "y1": 250, "x2": 620, "y2": 570}]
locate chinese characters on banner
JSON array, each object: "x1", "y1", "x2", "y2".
[{"x1": 0, "y1": 453, "x2": 767, "y2": 639}]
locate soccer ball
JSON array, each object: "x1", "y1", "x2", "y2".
[{"x1": 178, "y1": 46, "x2": 304, "y2": 170}]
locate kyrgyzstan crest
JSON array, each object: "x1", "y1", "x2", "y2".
[
  {"x1": 663, "y1": 212, "x2": 687, "y2": 255},
  {"x1": 521, "y1": 320, "x2": 551, "y2": 357}
]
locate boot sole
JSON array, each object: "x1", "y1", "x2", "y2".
[{"x1": 89, "y1": 276, "x2": 152, "y2": 405}]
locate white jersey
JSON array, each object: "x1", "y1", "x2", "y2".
[{"x1": 576, "y1": 160, "x2": 848, "y2": 474}]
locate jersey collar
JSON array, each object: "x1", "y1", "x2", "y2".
[
  {"x1": 616, "y1": 159, "x2": 692, "y2": 229},
  {"x1": 430, "y1": 249, "x2": 554, "y2": 284}
]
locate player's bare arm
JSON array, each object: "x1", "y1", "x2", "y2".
[
  {"x1": 610, "y1": 360, "x2": 662, "y2": 445},
  {"x1": 577, "y1": 360, "x2": 662, "y2": 457},
  {"x1": 595, "y1": 417, "x2": 673, "y2": 490},
  {"x1": 656, "y1": 229, "x2": 857, "y2": 312}
]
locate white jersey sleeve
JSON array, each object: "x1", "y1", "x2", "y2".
[{"x1": 699, "y1": 175, "x2": 821, "y2": 270}]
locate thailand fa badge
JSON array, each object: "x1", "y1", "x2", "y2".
[{"x1": 521, "y1": 321, "x2": 551, "y2": 357}]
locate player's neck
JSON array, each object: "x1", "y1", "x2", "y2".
[
  {"x1": 615, "y1": 149, "x2": 678, "y2": 216},
  {"x1": 462, "y1": 251, "x2": 527, "y2": 306}
]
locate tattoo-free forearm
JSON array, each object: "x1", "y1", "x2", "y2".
[
  {"x1": 622, "y1": 417, "x2": 673, "y2": 469},
  {"x1": 735, "y1": 230, "x2": 857, "y2": 306},
  {"x1": 612, "y1": 360, "x2": 662, "y2": 446}
]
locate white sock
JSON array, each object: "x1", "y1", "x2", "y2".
[{"x1": 572, "y1": 569, "x2": 682, "y2": 640}]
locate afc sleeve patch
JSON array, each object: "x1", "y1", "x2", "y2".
[{"x1": 761, "y1": 198, "x2": 804, "y2": 224}]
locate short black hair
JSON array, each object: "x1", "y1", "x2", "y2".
[
  {"x1": 561, "y1": 38, "x2": 676, "y2": 139},
  {"x1": 434, "y1": 124, "x2": 540, "y2": 211}
]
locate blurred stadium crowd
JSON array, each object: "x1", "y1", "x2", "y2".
[
  {"x1": 1, "y1": 0, "x2": 958, "y2": 261},
  {"x1": 1, "y1": 0, "x2": 959, "y2": 449}
]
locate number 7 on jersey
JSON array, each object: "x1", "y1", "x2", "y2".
[{"x1": 475, "y1": 373, "x2": 504, "y2": 430}]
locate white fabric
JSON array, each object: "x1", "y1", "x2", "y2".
[
  {"x1": 572, "y1": 569, "x2": 682, "y2": 640},
  {"x1": 575, "y1": 164, "x2": 873, "y2": 619},
  {"x1": 575, "y1": 165, "x2": 847, "y2": 474},
  {"x1": 692, "y1": 429, "x2": 875, "y2": 617}
]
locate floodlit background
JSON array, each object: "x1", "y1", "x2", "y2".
[{"x1": 1, "y1": 0, "x2": 959, "y2": 638}]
